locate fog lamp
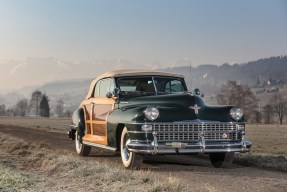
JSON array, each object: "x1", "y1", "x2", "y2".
[{"x1": 141, "y1": 124, "x2": 153, "y2": 132}]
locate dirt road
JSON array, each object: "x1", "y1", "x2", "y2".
[{"x1": 0, "y1": 124, "x2": 287, "y2": 192}]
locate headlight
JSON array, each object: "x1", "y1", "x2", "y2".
[
  {"x1": 144, "y1": 107, "x2": 159, "y2": 121},
  {"x1": 230, "y1": 107, "x2": 244, "y2": 121}
]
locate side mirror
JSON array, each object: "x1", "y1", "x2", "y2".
[
  {"x1": 113, "y1": 88, "x2": 120, "y2": 97},
  {"x1": 193, "y1": 88, "x2": 204, "y2": 98},
  {"x1": 193, "y1": 88, "x2": 200, "y2": 95},
  {"x1": 106, "y1": 92, "x2": 113, "y2": 98},
  {"x1": 106, "y1": 88, "x2": 120, "y2": 98}
]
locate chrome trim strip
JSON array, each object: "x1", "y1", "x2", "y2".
[
  {"x1": 128, "y1": 131, "x2": 153, "y2": 134},
  {"x1": 83, "y1": 141, "x2": 117, "y2": 151},
  {"x1": 128, "y1": 130, "x2": 239, "y2": 134},
  {"x1": 128, "y1": 148, "x2": 251, "y2": 154},
  {"x1": 124, "y1": 121, "x2": 246, "y2": 125}
]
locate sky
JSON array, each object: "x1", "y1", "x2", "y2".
[{"x1": 0, "y1": 0, "x2": 287, "y2": 66}]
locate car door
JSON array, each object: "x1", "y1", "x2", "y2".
[{"x1": 82, "y1": 78, "x2": 115, "y2": 145}]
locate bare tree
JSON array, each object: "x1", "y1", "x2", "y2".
[
  {"x1": 16, "y1": 98, "x2": 28, "y2": 117},
  {"x1": 55, "y1": 99, "x2": 64, "y2": 117},
  {"x1": 29, "y1": 90, "x2": 42, "y2": 116},
  {"x1": 64, "y1": 110, "x2": 72, "y2": 118},
  {"x1": 263, "y1": 104, "x2": 273, "y2": 124},
  {"x1": 217, "y1": 81, "x2": 258, "y2": 121},
  {"x1": 270, "y1": 93, "x2": 287, "y2": 125}
]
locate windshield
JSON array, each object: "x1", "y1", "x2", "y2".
[{"x1": 117, "y1": 76, "x2": 187, "y2": 95}]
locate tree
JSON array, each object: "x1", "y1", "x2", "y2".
[
  {"x1": 64, "y1": 110, "x2": 72, "y2": 118},
  {"x1": 270, "y1": 93, "x2": 287, "y2": 125},
  {"x1": 263, "y1": 104, "x2": 273, "y2": 124},
  {"x1": 0, "y1": 104, "x2": 6, "y2": 116},
  {"x1": 217, "y1": 81, "x2": 258, "y2": 121},
  {"x1": 16, "y1": 98, "x2": 28, "y2": 117},
  {"x1": 55, "y1": 99, "x2": 64, "y2": 117},
  {"x1": 39, "y1": 94, "x2": 50, "y2": 117},
  {"x1": 29, "y1": 90, "x2": 42, "y2": 116}
]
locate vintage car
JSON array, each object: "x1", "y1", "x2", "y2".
[{"x1": 68, "y1": 70, "x2": 252, "y2": 169}]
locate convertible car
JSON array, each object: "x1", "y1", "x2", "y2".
[{"x1": 68, "y1": 70, "x2": 252, "y2": 169}]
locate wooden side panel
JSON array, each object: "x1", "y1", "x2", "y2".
[{"x1": 82, "y1": 98, "x2": 115, "y2": 146}]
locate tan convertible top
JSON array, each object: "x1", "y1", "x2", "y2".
[{"x1": 86, "y1": 70, "x2": 184, "y2": 99}]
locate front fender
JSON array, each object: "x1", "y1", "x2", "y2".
[{"x1": 72, "y1": 108, "x2": 86, "y2": 137}]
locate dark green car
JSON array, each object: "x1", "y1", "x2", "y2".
[{"x1": 68, "y1": 70, "x2": 252, "y2": 169}]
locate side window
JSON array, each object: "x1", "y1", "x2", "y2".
[
  {"x1": 98, "y1": 79, "x2": 110, "y2": 98},
  {"x1": 93, "y1": 78, "x2": 115, "y2": 98},
  {"x1": 109, "y1": 78, "x2": 115, "y2": 93},
  {"x1": 93, "y1": 82, "x2": 100, "y2": 98}
]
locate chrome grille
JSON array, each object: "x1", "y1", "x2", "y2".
[{"x1": 154, "y1": 123, "x2": 241, "y2": 142}]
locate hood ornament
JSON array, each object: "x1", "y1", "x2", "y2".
[{"x1": 190, "y1": 104, "x2": 201, "y2": 115}]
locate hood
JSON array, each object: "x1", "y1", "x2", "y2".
[{"x1": 117, "y1": 93, "x2": 235, "y2": 122}]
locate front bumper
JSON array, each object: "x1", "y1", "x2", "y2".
[
  {"x1": 126, "y1": 121, "x2": 252, "y2": 155},
  {"x1": 127, "y1": 140, "x2": 252, "y2": 155}
]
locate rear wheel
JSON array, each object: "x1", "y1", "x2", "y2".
[
  {"x1": 75, "y1": 131, "x2": 91, "y2": 156},
  {"x1": 120, "y1": 127, "x2": 143, "y2": 169},
  {"x1": 209, "y1": 153, "x2": 234, "y2": 168}
]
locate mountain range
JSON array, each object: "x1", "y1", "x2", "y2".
[{"x1": 0, "y1": 56, "x2": 286, "y2": 112}]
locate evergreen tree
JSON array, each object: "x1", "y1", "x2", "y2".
[{"x1": 39, "y1": 94, "x2": 50, "y2": 117}]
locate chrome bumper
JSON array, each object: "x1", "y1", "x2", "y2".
[
  {"x1": 127, "y1": 130, "x2": 252, "y2": 155},
  {"x1": 127, "y1": 140, "x2": 252, "y2": 154}
]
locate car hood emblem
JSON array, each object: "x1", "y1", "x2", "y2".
[{"x1": 190, "y1": 104, "x2": 201, "y2": 115}]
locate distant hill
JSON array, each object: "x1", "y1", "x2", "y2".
[
  {"x1": 165, "y1": 56, "x2": 287, "y2": 95},
  {"x1": 1, "y1": 56, "x2": 286, "y2": 112}
]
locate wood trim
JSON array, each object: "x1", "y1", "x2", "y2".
[{"x1": 83, "y1": 134, "x2": 107, "y2": 145}]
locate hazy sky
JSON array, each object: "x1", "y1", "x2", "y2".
[{"x1": 0, "y1": 0, "x2": 287, "y2": 66}]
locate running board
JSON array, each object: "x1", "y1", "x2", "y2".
[{"x1": 83, "y1": 141, "x2": 117, "y2": 152}]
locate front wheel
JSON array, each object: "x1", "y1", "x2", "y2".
[
  {"x1": 120, "y1": 127, "x2": 143, "y2": 169},
  {"x1": 75, "y1": 131, "x2": 91, "y2": 156},
  {"x1": 209, "y1": 152, "x2": 234, "y2": 168}
]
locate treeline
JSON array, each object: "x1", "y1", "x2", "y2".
[
  {"x1": 217, "y1": 81, "x2": 287, "y2": 124},
  {"x1": 0, "y1": 90, "x2": 72, "y2": 118}
]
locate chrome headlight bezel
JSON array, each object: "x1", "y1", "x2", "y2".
[
  {"x1": 230, "y1": 107, "x2": 244, "y2": 121},
  {"x1": 144, "y1": 107, "x2": 159, "y2": 121}
]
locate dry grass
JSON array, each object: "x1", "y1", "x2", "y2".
[
  {"x1": 245, "y1": 124, "x2": 287, "y2": 157},
  {"x1": 0, "y1": 164, "x2": 35, "y2": 192},
  {"x1": 0, "y1": 134, "x2": 185, "y2": 192},
  {"x1": 234, "y1": 124, "x2": 287, "y2": 171}
]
